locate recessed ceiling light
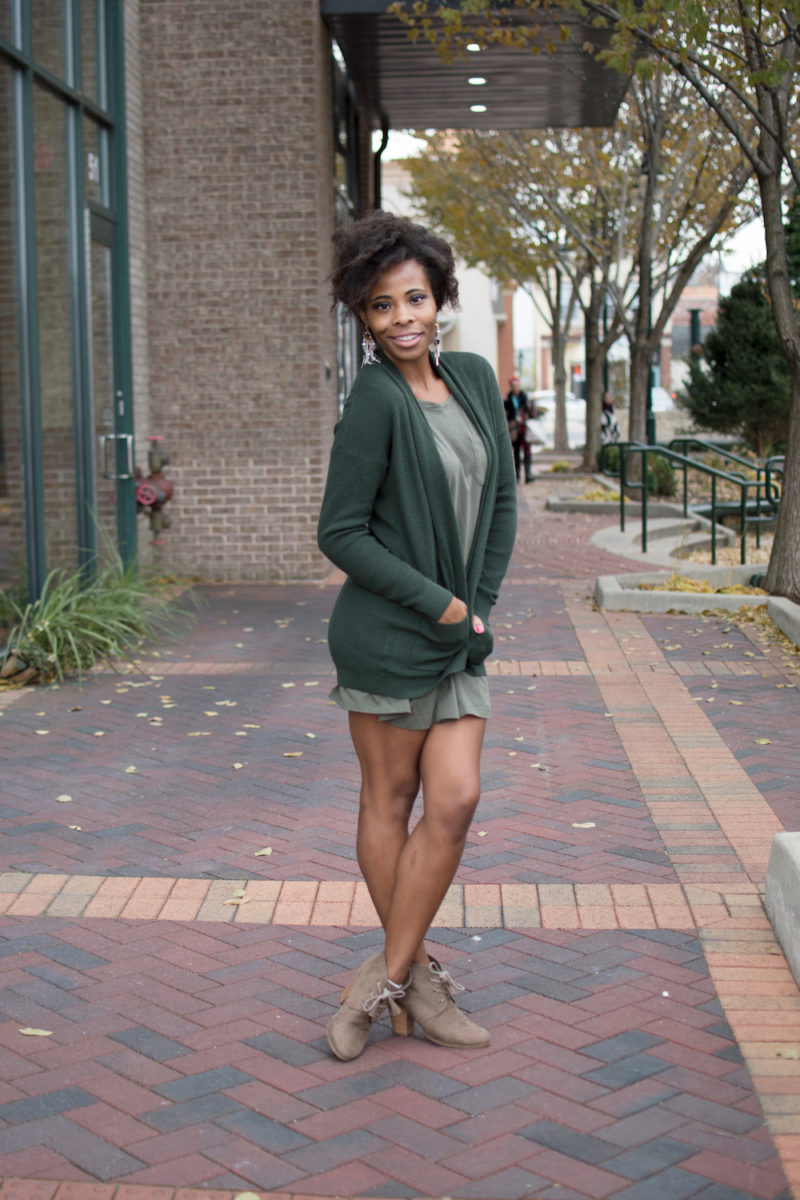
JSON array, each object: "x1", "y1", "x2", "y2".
[
  {"x1": 468, "y1": 76, "x2": 487, "y2": 85},
  {"x1": 466, "y1": 42, "x2": 481, "y2": 52},
  {"x1": 470, "y1": 104, "x2": 487, "y2": 113}
]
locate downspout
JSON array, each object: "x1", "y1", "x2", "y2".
[{"x1": 373, "y1": 115, "x2": 389, "y2": 209}]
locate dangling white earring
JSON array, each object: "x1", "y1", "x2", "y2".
[
  {"x1": 361, "y1": 327, "x2": 379, "y2": 366},
  {"x1": 433, "y1": 318, "x2": 442, "y2": 367}
]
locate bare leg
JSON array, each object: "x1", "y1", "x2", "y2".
[
  {"x1": 383, "y1": 715, "x2": 486, "y2": 983},
  {"x1": 349, "y1": 712, "x2": 429, "y2": 968}
]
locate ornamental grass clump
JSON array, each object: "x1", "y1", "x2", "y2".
[{"x1": 0, "y1": 556, "x2": 190, "y2": 685}]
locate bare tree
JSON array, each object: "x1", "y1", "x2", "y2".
[{"x1": 392, "y1": 0, "x2": 800, "y2": 600}]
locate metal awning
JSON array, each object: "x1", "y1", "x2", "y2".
[{"x1": 320, "y1": 1, "x2": 628, "y2": 131}]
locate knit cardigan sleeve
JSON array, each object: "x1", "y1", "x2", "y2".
[{"x1": 317, "y1": 383, "x2": 454, "y2": 622}]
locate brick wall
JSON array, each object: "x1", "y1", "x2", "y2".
[
  {"x1": 137, "y1": 0, "x2": 337, "y2": 581},
  {"x1": 124, "y1": 0, "x2": 154, "y2": 568}
]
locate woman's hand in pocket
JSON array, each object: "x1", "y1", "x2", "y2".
[
  {"x1": 472, "y1": 614, "x2": 485, "y2": 635},
  {"x1": 438, "y1": 596, "x2": 468, "y2": 625}
]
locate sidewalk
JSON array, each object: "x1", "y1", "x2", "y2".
[{"x1": 1, "y1": 474, "x2": 799, "y2": 1200}]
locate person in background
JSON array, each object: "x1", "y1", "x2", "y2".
[
  {"x1": 601, "y1": 391, "x2": 620, "y2": 444},
  {"x1": 317, "y1": 211, "x2": 517, "y2": 1062},
  {"x1": 504, "y1": 374, "x2": 535, "y2": 482}
]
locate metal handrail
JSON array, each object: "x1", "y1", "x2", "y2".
[{"x1": 599, "y1": 442, "x2": 781, "y2": 564}]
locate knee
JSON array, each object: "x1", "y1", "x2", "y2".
[
  {"x1": 360, "y1": 772, "x2": 419, "y2": 822},
  {"x1": 428, "y1": 778, "x2": 480, "y2": 843}
]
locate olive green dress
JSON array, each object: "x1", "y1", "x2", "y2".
[{"x1": 330, "y1": 394, "x2": 491, "y2": 730}]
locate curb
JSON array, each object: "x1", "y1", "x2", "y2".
[
  {"x1": 765, "y1": 832, "x2": 800, "y2": 989},
  {"x1": 769, "y1": 594, "x2": 800, "y2": 647}
]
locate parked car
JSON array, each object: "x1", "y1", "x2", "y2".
[{"x1": 529, "y1": 390, "x2": 585, "y2": 451}]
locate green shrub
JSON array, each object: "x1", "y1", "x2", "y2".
[
  {"x1": 599, "y1": 445, "x2": 621, "y2": 474},
  {"x1": 1, "y1": 555, "x2": 192, "y2": 684},
  {"x1": 646, "y1": 454, "x2": 677, "y2": 497}
]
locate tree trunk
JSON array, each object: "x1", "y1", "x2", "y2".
[
  {"x1": 582, "y1": 280, "x2": 603, "y2": 471},
  {"x1": 628, "y1": 336, "x2": 650, "y2": 443},
  {"x1": 758, "y1": 162, "x2": 800, "y2": 602},
  {"x1": 552, "y1": 327, "x2": 569, "y2": 453}
]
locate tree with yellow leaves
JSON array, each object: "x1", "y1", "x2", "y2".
[{"x1": 403, "y1": 70, "x2": 754, "y2": 467}]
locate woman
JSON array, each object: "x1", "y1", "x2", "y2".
[{"x1": 317, "y1": 211, "x2": 517, "y2": 1061}]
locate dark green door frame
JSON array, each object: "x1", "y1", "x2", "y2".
[{"x1": 1, "y1": 0, "x2": 136, "y2": 599}]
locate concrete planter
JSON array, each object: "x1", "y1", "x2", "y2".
[
  {"x1": 595, "y1": 564, "x2": 770, "y2": 615},
  {"x1": 594, "y1": 564, "x2": 800, "y2": 647}
]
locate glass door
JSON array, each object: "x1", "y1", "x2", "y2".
[{"x1": 87, "y1": 209, "x2": 128, "y2": 565}]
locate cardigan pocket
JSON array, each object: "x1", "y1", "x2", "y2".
[
  {"x1": 327, "y1": 581, "x2": 424, "y2": 684},
  {"x1": 409, "y1": 614, "x2": 469, "y2": 672}
]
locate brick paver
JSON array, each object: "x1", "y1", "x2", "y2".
[{"x1": 1, "y1": 471, "x2": 799, "y2": 1199}]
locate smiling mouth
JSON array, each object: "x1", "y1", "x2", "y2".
[{"x1": 391, "y1": 332, "x2": 423, "y2": 344}]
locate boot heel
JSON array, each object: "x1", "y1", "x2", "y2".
[
  {"x1": 391, "y1": 1008, "x2": 414, "y2": 1036},
  {"x1": 339, "y1": 979, "x2": 354, "y2": 1005}
]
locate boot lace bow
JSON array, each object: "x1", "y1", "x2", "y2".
[
  {"x1": 429, "y1": 958, "x2": 465, "y2": 999},
  {"x1": 362, "y1": 976, "x2": 406, "y2": 1017}
]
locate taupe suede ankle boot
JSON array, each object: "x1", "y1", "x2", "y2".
[
  {"x1": 326, "y1": 952, "x2": 411, "y2": 1061},
  {"x1": 400, "y1": 957, "x2": 490, "y2": 1048}
]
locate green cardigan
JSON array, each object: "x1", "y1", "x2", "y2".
[{"x1": 317, "y1": 350, "x2": 517, "y2": 698}]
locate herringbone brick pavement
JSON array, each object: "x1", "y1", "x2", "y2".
[{"x1": 0, "y1": 473, "x2": 798, "y2": 1200}]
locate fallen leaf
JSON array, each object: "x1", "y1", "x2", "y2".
[
  {"x1": 305, "y1": 732, "x2": 316, "y2": 739},
  {"x1": 188, "y1": 731, "x2": 211, "y2": 737},
  {"x1": 35, "y1": 730, "x2": 49, "y2": 736},
  {"x1": 232, "y1": 762, "x2": 243, "y2": 770},
  {"x1": 283, "y1": 751, "x2": 302, "y2": 757},
  {"x1": 254, "y1": 847, "x2": 273, "y2": 856},
  {"x1": 776, "y1": 1047, "x2": 799, "y2": 1059},
  {"x1": 18, "y1": 1027, "x2": 52, "y2": 1037},
  {"x1": 101, "y1": 699, "x2": 112, "y2": 705},
  {"x1": 730, "y1": 700, "x2": 744, "y2": 706},
  {"x1": 477, "y1": 831, "x2": 488, "y2": 838},
  {"x1": 68, "y1": 825, "x2": 81, "y2": 831},
  {"x1": 125, "y1": 766, "x2": 138, "y2": 774},
  {"x1": 304, "y1": 681, "x2": 319, "y2": 687},
  {"x1": 281, "y1": 682, "x2": 295, "y2": 688},
  {"x1": 755, "y1": 738, "x2": 772, "y2": 745},
  {"x1": 225, "y1": 895, "x2": 251, "y2": 906},
  {"x1": 234, "y1": 731, "x2": 248, "y2": 736},
  {"x1": 93, "y1": 731, "x2": 105, "y2": 737},
  {"x1": 203, "y1": 711, "x2": 219, "y2": 717},
  {"x1": 243, "y1": 723, "x2": 260, "y2": 729},
  {"x1": 56, "y1": 795, "x2": 72, "y2": 803},
  {"x1": 69, "y1": 706, "x2": 83, "y2": 712},
  {"x1": 572, "y1": 821, "x2": 596, "y2": 829}
]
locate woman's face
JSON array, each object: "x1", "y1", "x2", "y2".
[{"x1": 361, "y1": 259, "x2": 438, "y2": 374}]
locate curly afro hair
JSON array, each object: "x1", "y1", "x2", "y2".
[{"x1": 331, "y1": 210, "x2": 459, "y2": 317}]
